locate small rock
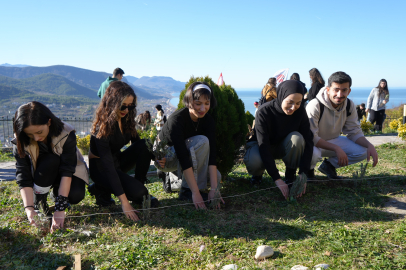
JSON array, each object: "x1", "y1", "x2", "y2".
[
  {"x1": 314, "y1": 264, "x2": 329, "y2": 269},
  {"x1": 222, "y1": 264, "x2": 238, "y2": 270},
  {"x1": 199, "y1": 245, "x2": 205, "y2": 253},
  {"x1": 81, "y1": 230, "x2": 93, "y2": 236},
  {"x1": 291, "y1": 265, "x2": 309, "y2": 270},
  {"x1": 254, "y1": 245, "x2": 274, "y2": 260}
]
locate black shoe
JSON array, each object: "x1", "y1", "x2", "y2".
[
  {"x1": 88, "y1": 183, "x2": 115, "y2": 206},
  {"x1": 150, "y1": 196, "x2": 159, "y2": 208},
  {"x1": 178, "y1": 187, "x2": 208, "y2": 202},
  {"x1": 318, "y1": 159, "x2": 343, "y2": 180},
  {"x1": 158, "y1": 171, "x2": 172, "y2": 193},
  {"x1": 250, "y1": 175, "x2": 262, "y2": 186},
  {"x1": 284, "y1": 168, "x2": 296, "y2": 185},
  {"x1": 306, "y1": 169, "x2": 316, "y2": 180},
  {"x1": 34, "y1": 193, "x2": 51, "y2": 217}
]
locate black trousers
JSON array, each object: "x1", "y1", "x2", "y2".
[
  {"x1": 89, "y1": 139, "x2": 153, "y2": 204},
  {"x1": 369, "y1": 109, "x2": 385, "y2": 131},
  {"x1": 35, "y1": 152, "x2": 86, "y2": 204}
]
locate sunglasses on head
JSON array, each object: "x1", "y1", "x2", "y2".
[{"x1": 120, "y1": 104, "x2": 136, "y2": 111}]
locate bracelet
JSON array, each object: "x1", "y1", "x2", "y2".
[
  {"x1": 54, "y1": 195, "x2": 70, "y2": 212},
  {"x1": 24, "y1": 205, "x2": 35, "y2": 209}
]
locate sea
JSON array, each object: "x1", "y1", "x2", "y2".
[{"x1": 170, "y1": 87, "x2": 405, "y2": 116}]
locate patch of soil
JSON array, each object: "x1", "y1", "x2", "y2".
[{"x1": 384, "y1": 196, "x2": 406, "y2": 217}]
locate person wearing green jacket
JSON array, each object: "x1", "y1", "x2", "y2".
[{"x1": 97, "y1": 68, "x2": 125, "y2": 98}]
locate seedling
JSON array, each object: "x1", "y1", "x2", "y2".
[{"x1": 288, "y1": 172, "x2": 307, "y2": 202}]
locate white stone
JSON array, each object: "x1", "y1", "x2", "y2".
[
  {"x1": 222, "y1": 264, "x2": 238, "y2": 270},
  {"x1": 199, "y1": 245, "x2": 205, "y2": 253},
  {"x1": 254, "y1": 245, "x2": 274, "y2": 260},
  {"x1": 291, "y1": 265, "x2": 309, "y2": 270},
  {"x1": 314, "y1": 264, "x2": 329, "y2": 269}
]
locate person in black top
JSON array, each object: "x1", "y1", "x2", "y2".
[
  {"x1": 243, "y1": 80, "x2": 314, "y2": 199},
  {"x1": 356, "y1": 103, "x2": 366, "y2": 122},
  {"x1": 157, "y1": 82, "x2": 223, "y2": 210},
  {"x1": 88, "y1": 81, "x2": 161, "y2": 222},
  {"x1": 13, "y1": 101, "x2": 88, "y2": 232},
  {"x1": 290, "y1": 73, "x2": 307, "y2": 100},
  {"x1": 306, "y1": 68, "x2": 325, "y2": 102}
]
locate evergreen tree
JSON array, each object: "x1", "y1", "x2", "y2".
[
  {"x1": 245, "y1": 111, "x2": 255, "y2": 126},
  {"x1": 178, "y1": 76, "x2": 247, "y2": 178}
]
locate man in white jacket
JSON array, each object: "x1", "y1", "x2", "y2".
[{"x1": 306, "y1": 71, "x2": 378, "y2": 179}]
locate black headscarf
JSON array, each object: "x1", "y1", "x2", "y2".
[{"x1": 273, "y1": 80, "x2": 305, "y2": 114}]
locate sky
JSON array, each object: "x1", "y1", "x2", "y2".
[{"x1": 1, "y1": 0, "x2": 405, "y2": 88}]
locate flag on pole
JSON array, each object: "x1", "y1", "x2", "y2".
[
  {"x1": 217, "y1": 73, "x2": 224, "y2": 86},
  {"x1": 272, "y1": 68, "x2": 289, "y2": 86}
]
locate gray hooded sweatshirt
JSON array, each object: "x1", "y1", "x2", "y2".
[{"x1": 306, "y1": 87, "x2": 364, "y2": 146}]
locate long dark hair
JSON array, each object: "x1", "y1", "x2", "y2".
[
  {"x1": 92, "y1": 81, "x2": 137, "y2": 139},
  {"x1": 290, "y1": 73, "x2": 300, "y2": 81},
  {"x1": 377, "y1": 79, "x2": 389, "y2": 95},
  {"x1": 140, "y1": 111, "x2": 151, "y2": 126},
  {"x1": 13, "y1": 101, "x2": 64, "y2": 157},
  {"x1": 309, "y1": 68, "x2": 325, "y2": 87},
  {"x1": 155, "y1": 104, "x2": 164, "y2": 114},
  {"x1": 183, "y1": 82, "x2": 217, "y2": 109}
]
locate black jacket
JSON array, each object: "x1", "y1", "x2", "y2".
[{"x1": 158, "y1": 107, "x2": 216, "y2": 171}]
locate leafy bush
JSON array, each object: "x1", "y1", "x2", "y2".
[
  {"x1": 245, "y1": 111, "x2": 255, "y2": 127},
  {"x1": 76, "y1": 135, "x2": 90, "y2": 155},
  {"x1": 398, "y1": 123, "x2": 406, "y2": 141},
  {"x1": 360, "y1": 116, "x2": 373, "y2": 134},
  {"x1": 178, "y1": 76, "x2": 248, "y2": 178},
  {"x1": 389, "y1": 118, "x2": 402, "y2": 131},
  {"x1": 137, "y1": 126, "x2": 157, "y2": 142}
]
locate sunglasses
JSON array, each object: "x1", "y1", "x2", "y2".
[{"x1": 120, "y1": 105, "x2": 136, "y2": 111}]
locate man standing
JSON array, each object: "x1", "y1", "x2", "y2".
[
  {"x1": 306, "y1": 72, "x2": 378, "y2": 179},
  {"x1": 97, "y1": 68, "x2": 125, "y2": 98}
]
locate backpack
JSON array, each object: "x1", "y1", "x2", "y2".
[
  {"x1": 316, "y1": 97, "x2": 352, "y2": 124},
  {"x1": 259, "y1": 87, "x2": 271, "y2": 106}
]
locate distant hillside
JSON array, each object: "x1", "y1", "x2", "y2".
[
  {"x1": 0, "y1": 63, "x2": 31, "y2": 68},
  {"x1": 0, "y1": 65, "x2": 114, "y2": 90},
  {"x1": 0, "y1": 85, "x2": 34, "y2": 98},
  {"x1": 125, "y1": 75, "x2": 138, "y2": 84},
  {"x1": 0, "y1": 85, "x2": 98, "y2": 107},
  {"x1": 0, "y1": 65, "x2": 167, "y2": 100},
  {"x1": 133, "y1": 76, "x2": 185, "y2": 93},
  {"x1": 0, "y1": 74, "x2": 98, "y2": 99}
]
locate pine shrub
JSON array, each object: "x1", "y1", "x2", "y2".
[
  {"x1": 245, "y1": 111, "x2": 255, "y2": 127},
  {"x1": 178, "y1": 76, "x2": 248, "y2": 178}
]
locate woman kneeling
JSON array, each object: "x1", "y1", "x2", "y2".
[
  {"x1": 88, "y1": 81, "x2": 158, "y2": 221},
  {"x1": 157, "y1": 82, "x2": 224, "y2": 210},
  {"x1": 244, "y1": 80, "x2": 314, "y2": 199},
  {"x1": 13, "y1": 101, "x2": 88, "y2": 232}
]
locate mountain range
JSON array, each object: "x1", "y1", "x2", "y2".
[{"x1": 0, "y1": 64, "x2": 186, "y2": 101}]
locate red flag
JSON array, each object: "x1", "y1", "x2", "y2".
[{"x1": 217, "y1": 73, "x2": 224, "y2": 86}]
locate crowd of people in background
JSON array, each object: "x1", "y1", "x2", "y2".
[{"x1": 13, "y1": 66, "x2": 386, "y2": 230}]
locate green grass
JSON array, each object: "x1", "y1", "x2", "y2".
[
  {"x1": 1, "y1": 143, "x2": 405, "y2": 269},
  {"x1": 0, "y1": 151, "x2": 14, "y2": 162}
]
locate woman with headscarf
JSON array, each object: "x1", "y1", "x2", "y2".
[
  {"x1": 243, "y1": 80, "x2": 314, "y2": 199},
  {"x1": 155, "y1": 82, "x2": 223, "y2": 210}
]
